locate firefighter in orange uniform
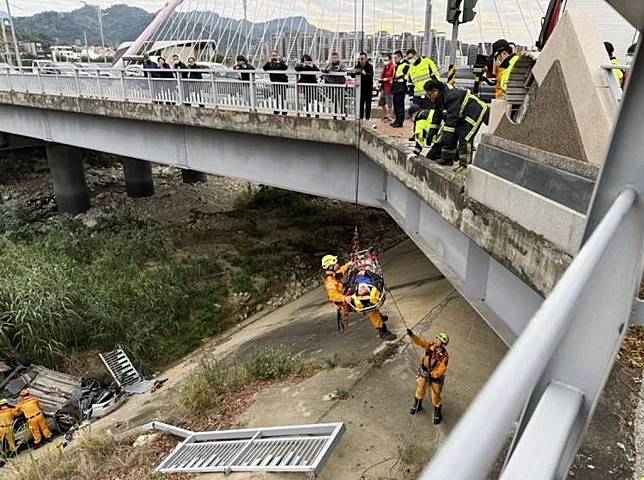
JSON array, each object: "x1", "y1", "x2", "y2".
[
  {"x1": 0, "y1": 398, "x2": 17, "y2": 453},
  {"x1": 15, "y1": 389, "x2": 52, "y2": 445},
  {"x1": 407, "y1": 330, "x2": 450, "y2": 424}
]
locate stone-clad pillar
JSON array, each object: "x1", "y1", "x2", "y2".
[{"x1": 46, "y1": 144, "x2": 90, "y2": 214}]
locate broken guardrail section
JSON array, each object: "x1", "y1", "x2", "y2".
[{"x1": 149, "y1": 421, "x2": 346, "y2": 477}]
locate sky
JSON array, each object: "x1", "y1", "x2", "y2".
[{"x1": 0, "y1": 0, "x2": 589, "y2": 47}]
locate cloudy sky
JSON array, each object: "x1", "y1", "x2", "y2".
[{"x1": 1, "y1": 0, "x2": 587, "y2": 46}]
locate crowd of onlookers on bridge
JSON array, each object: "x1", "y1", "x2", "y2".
[{"x1": 140, "y1": 49, "x2": 383, "y2": 120}]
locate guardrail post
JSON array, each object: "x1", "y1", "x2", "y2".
[
  {"x1": 96, "y1": 71, "x2": 102, "y2": 98},
  {"x1": 294, "y1": 73, "x2": 299, "y2": 116},
  {"x1": 6, "y1": 68, "x2": 12, "y2": 91},
  {"x1": 119, "y1": 70, "x2": 126, "y2": 100},
  {"x1": 210, "y1": 74, "x2": 217, "y2": 107},
  {"x1": 74, "y1": 69, "x2": 80, "y2": 97},
  {"x1": 249, "y1": 72, "x2": 257, "y2": 112},
  {"x1": 37, "y1": 68, "x2": 43, "y2": 93},
  {"x1": 353, "y1": 74, "x2": 361, "y2": 120},
  {"x1": 147, "y1": 74, "x2": 153, "y2": 103},
  {"x1": 176, "y1": 73, "x2": 183, "y2": 105}
]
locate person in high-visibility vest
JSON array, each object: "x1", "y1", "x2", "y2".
[
  {"x1": 604, "y1": 42, "x2": 625, "y2": 87},
  {"x1": 412, "y1": 108, "x2": 440, "y2": 155},
  {"x1": 406, "y1": 48, "x2": 441, "y2": 118},
  {"x1": 391, "y1": 50, "x2": 410, "y2": 128},
  {"x1": 491, "y1": 39, "x2": 518, "y2": 99},
  {"x1": 423, "y1": 79, "x2": 489, "y2": 169},
  {"x1": 0, "y1": 399, "x2": 17, "y2": 454},
  {"x1": 15, "y1": 389, "x2": 52, "y2": 446}
]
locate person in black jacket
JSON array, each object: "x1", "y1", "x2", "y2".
[
  {"x1": 157, "y1": 57, "x2": 175, "y2": 79},
  {"x1": 186, "y1": 56, "x2": 205, "y2": 79},
  {"x1": 354, "y1": 52, "x2": 374, "y2": 120},
  {"x1": 233, "y1": 55, "x2": 255, "y2": 81},
  {"x1": 391, "y1": 50, "x2": 410, "y2": 127},
  {"x1": 172, "y1": 54, "x2": 188, "y2": 78},
  {"x1": 295, "y1": 54, "x2": 320, "y2": 117},
  {"x1": 263, "y1": 50, "x2": 289, "y2": 114},
  {"x1": 423, "y1": 79, "x2": 489, "y2": 170}
]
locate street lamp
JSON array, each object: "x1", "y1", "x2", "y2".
[{"x1": 80, "y1": 1, "x2": 107, "y2": 63}]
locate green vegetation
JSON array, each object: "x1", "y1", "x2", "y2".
[
  {"x1": 334, "y1": 388, "x2": 351, "y2": 400},
  {"x1": 0, "y1": 205, "x2": 227, "y2": 372},
  {"x1": 180, "y1": 348, "x2": 309, "y2": 415}
]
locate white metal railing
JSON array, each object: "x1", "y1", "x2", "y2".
[
  {"x1": 0, "y1": 66, "x2": 358, "y2": 119},
  {"x1": 423, "y1": 34, "x2": 644, "y2": 479},
  {"x1": 601, "y1": 63, "x2": 630, "y2": 103}
]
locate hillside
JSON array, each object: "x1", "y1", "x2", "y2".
[{"x1": 14, "y1": 4, "x2": 317, "y2": 48}]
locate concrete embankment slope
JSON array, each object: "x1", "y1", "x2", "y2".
[{"x1": 87, "y1": 240, "x2": 507, "y2": 479}]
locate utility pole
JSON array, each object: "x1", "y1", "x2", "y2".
[
  {"x1": 4, "y1": 0, "x2": 21, "y2": 67},
  {"x1": 422, "y1": 0, "x2": 433, "y2": 58},
  {"x1": 81, "y1": 2, "x2": 107, "y2": 63},
  {"x1": 449, "y1": 19, "x2": 459, "y2": 67}
]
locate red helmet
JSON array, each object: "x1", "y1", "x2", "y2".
[{"x1": 19, "y1": 388, "x2": 29, "y2": 397}]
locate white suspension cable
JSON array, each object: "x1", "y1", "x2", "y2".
[
  {"x1": 328, "y1": 0, "x2": 342, "y2": 63},
  {"x1": 491, "y1": 0, "x2": 506, "y2": 37},
  {"x1": 286, "y1": 0, "x2": 311, "y2": 63},
  {"x1": 193, "y1": 1, "x2": 219, "y2": 63},
  {"x1": 515, "y1": 0, "x2": 535, "y2": 44}
]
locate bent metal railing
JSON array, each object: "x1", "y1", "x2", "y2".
[
  {"x1": 0, "y1": 67, "x2": 358, "y2": 119},
  {"x1": 422, "y1": 37, "x2": 644, "y2": 480}
]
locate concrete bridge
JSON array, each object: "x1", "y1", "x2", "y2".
[{"x1": 1, "y1": 8, "x2": 643, "y2": 478}]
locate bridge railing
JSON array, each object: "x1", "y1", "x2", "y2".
[{"x1": 0, "y1": 67, "x2": 358, "y2": 119}]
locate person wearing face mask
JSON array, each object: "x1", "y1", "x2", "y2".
[
  {"x1": 405, "y1": 48, "x2": 441, "y2": 117},
  {"x1": 378, "y1": 54, "x2": 395, "y2": 122}
]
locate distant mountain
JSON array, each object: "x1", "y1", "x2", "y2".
[
  {"x1": 13, "y1": 4, "x2": 319, "y2": 49},
  {"x1": 14, "y1": 4, "x2": 153, "y2": 46}
]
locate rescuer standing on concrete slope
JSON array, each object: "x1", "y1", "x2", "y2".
[
  {"x1": 491, "y1": 39, "x2": 518, "y2": 98},
  {"x1": 407, "y1": 330, "x2": 450, "y2": 424},
  {"x1": 322, "y1": 255, "x2": 396, "y2": 341},
  {"x1": 0, "y1": 399, "x2": 17, "y2": 454},
  {"x1": 15, "y1": 389, "x2": 52, "y2": 446},
  {"x1": 423, "y1": 79, "x2": 489, "y2": 170}
]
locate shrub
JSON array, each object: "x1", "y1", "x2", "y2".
[
  {"x1": 244, "y1": 347, "x2": 309, "y2": 381},
  {"x1": 180, "y1": 358, "x2": 248, "y2": 414}
]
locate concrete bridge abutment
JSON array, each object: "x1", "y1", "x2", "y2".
[
  {"x1": 122, "y1": 158, "x2": 155, "y2": 198},
  {"x1": 45, "y1": 144, "x2": 90, "y2": 215}
]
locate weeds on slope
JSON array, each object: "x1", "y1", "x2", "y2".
[
  {"x1": 180, "y1": 348, "x2": 311, "y2": 415},
  {"x1": 0, "y1": 206, "x2": 228, "y2": 373}
]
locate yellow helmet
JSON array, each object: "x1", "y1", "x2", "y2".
[
  {"x1": 321, "y1": 255, "x2": 338, "y2": 270},
  {"x1": 436, "y1": 332, "x2": 449, "y2": 345}
]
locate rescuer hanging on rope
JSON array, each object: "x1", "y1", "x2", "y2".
[
  {"x1": 407, "y1": 330, "x2": 450, "y2": 424},
  {"x1": 322, "y1": 253, "x2": 396, "y2": 341}
]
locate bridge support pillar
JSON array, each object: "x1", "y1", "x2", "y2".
[
  {"x1": 46, "y1": 145, "x2": 90, "y2": 214},
  {"x1": 122, "y1": 158, "x2": 155, "y2": 197},
  {"x1": 181, "y1": 169, "x2": 207, "y2": 184}
]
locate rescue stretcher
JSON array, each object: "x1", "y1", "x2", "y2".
[{"x1": 344, "y1": 248, "x2": 387, "y2": 313}]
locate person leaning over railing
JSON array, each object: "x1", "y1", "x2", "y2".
[
  {"x1": 233, "y1": 55, "x2": 255, "y2": 82},
  {"x1": 295, "y1": 54, "x2": 320, "y2": 117}
]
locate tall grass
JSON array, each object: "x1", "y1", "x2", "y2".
[{"x1": 0, "y1": 206, "x2": 227, "y2": 371}]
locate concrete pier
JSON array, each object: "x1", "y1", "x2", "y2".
[
  {"x1": 46, "y1": 145, "x2": 90, "y2": 214},
  {"x1": 181, "y1": 168, "x2": 207, "y2": 184},
  {"x1": 122, "y1": 158, "x2": 155, "y2": 197}
]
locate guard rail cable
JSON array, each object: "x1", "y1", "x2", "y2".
[{"x1": 421, "y1": 39, "x2": 644, "y2": 479}]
